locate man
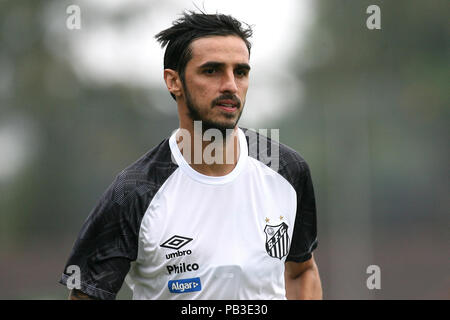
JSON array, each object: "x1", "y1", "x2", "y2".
[{"x1": 60, "y1": 11, "x2": 322, "y2": 300}]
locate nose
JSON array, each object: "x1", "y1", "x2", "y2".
[{"x1": 220, "y1": 70, "x2": 238, "y2": 94}]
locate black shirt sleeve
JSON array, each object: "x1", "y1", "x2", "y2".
[
  {"x1": 59, "y1": 176, "x2": 139, "y2": 300},
  {"x1": 59, "y1": 138, "x2": 178, "y2": 299},
  {"x1": 286, "y1": 160, "x2": 318, "y2": 262}
]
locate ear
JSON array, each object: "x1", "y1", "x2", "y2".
[{"x1": 164, "y1": 69, "x2": 183, "y2": 99}]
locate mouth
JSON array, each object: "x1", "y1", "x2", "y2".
[{"x1": 215, "y1": 99, "x2": 239, "y2": 113}]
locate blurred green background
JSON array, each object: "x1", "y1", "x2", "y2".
[{"x1": 0, "y1": 0, "x2": 448, "y2": 299}]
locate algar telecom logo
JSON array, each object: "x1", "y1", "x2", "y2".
[{"x1": 168, "y1": 277, "x2": 202, "y2": 294}]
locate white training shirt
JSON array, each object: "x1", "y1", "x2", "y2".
[{"x1": 60, "y1": 127, "x2": 318, "y2": 300}]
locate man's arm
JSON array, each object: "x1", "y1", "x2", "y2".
[
  {"x1": 284, "y1": 254, "x2": 322, "y2": 300},
  {"x1": 68, "y1": 289, "x2": 97, "y2": 300}
]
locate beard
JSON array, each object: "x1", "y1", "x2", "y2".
[{"x1": 183, "y1": 82, "x2": 244, "y2": 137}]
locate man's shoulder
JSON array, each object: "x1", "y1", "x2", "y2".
[
  {"x1": 240, "y1": 127, "x2": 310, "y2": 188},
  {"x1": 123, "y1": 136, "x2": 177, "y2": 177},
  {"x1": 105, "y1": 136, "x2": 178, "y2": 207}
]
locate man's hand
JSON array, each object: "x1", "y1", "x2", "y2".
[{"x1": 284, "y1": 254, "x2": 322, "y2": 300}]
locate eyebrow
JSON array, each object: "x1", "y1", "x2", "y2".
[{"x1": 198, "y1": 61, "x2": 251, "y2": 71}]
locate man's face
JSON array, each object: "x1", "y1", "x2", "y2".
[{"x1": 181, "y1": 35, "x2": 250, "y2": 133}]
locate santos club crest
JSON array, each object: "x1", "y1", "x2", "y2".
[{"x1": 264, "y1": 222, "x2": 290, "y2": 259}]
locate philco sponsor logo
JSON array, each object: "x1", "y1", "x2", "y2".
[
  {"x1": 167, "y1": 262, "x2": 199, "y2": 275},
  {"x1": 168, "y1": 277, "x2": 202, "y2": 294}
]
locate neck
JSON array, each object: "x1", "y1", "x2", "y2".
[{"x1": 175, "y1": 122, "x2": 240, "y2": 177}]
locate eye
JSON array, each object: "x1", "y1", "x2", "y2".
[
  {"x1": 235, "y1": 69, "x2": 249, "y2": 77},
  {"x1": 203, "y1": 68, "x2": 217, "y2": 75}
]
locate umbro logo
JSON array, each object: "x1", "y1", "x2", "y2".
[{"x1": 161, "y1": 235, "x2": 193, "y2": 250}]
